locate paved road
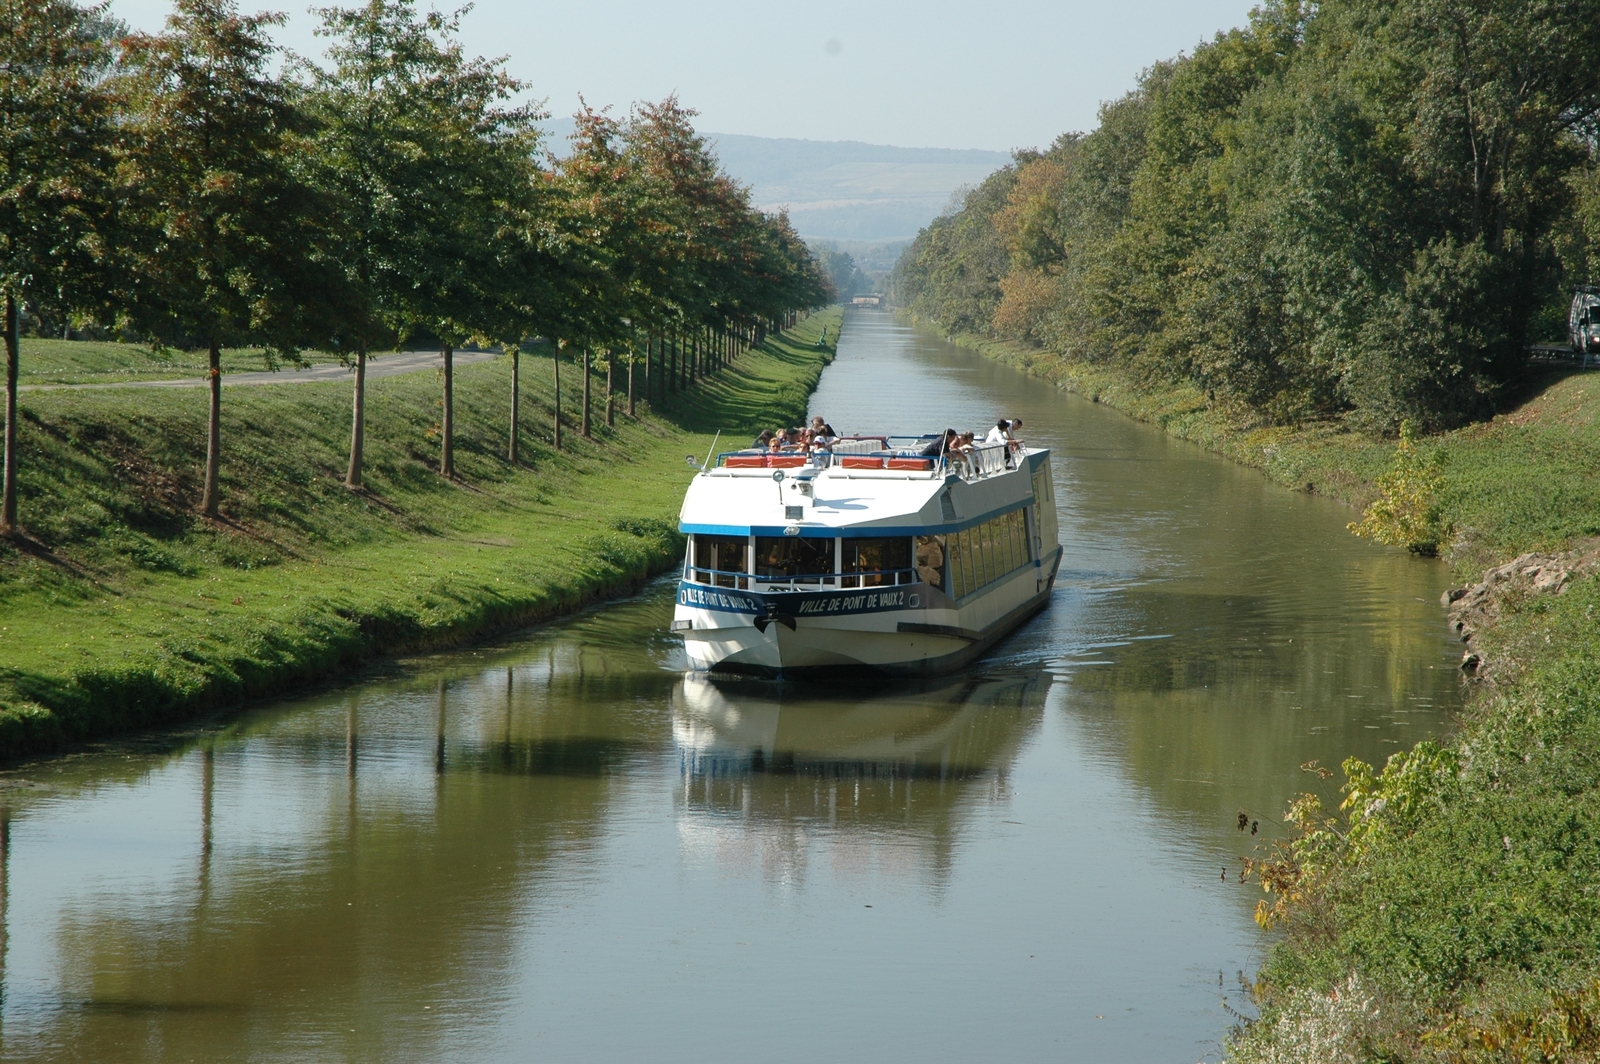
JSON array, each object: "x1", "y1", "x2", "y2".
[{"x1": 20, "y1": 349, "x2": 503, "y2": 392}]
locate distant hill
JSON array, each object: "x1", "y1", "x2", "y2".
[
  {"x1": 540, "y1": 118, "x2": 1010, "y2": 243},
  {"x1": 704, "y1": 134, "x2": 1011, "y2": 242}
]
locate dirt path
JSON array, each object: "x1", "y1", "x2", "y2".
[{"x1": 20, "y1": 349, "x2": 503, "y2": 392}]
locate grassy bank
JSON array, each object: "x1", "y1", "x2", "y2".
[
  {"x1": 905, "y1": 314, "x2": 1600, "y2": 1059},
  {"x1": 14, "y1": 338, "x2": 351, "y2": 386},
  {"x1": 0, "y1": 308, "x2": 841, "y2": 760},
  {"x1": 915, "y1": 315, "x2": 1600, "y2": 579}
]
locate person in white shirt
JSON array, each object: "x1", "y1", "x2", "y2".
[
  {"x1": 984, "y1": 419, "x2": 1010, "y2": 445},
  {"x1": 1004, "y1": 417, "x2": 1024, "y2": 465}
]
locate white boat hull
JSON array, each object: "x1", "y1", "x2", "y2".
[{"x1": 676, "y1": 546, "x2": 1061, "y2": 679}]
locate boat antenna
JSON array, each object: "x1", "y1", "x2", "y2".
[{"x1": 702, "y1": 431, "x2": 721, "y2": 472}]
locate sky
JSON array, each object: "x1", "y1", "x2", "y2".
[{"x1": 108, "y1": 0, "x2": 1256, "y2": 153}]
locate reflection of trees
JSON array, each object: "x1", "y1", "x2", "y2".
[
  {"x1": 1057, "y1": 562, "x2": 1462, "y2": 862},
  {"x1": 670, "y1": 669, "x2": 1050, "y2": 888},
  {"x1": 7, "y1": 620, "x2": 690, "y2": 1064}
]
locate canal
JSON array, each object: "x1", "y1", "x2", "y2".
[{"x1": 0, "y1": 309, "x2": 1463, "y2": 1063}]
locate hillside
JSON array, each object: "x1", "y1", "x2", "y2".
[{"x1": 541, "y1": 117, "x2": 1009, "y2": 242}]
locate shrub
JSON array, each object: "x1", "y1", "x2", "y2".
[{"x1": 1348, "y1": 420, "x2": 1446, "y2": 555}]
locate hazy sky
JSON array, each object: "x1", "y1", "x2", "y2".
[{"x1": 108, "y1": 0, "x2": 1255, "y2": 152}]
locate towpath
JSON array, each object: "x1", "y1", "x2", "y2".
[{"x1": 20, "y1": 349, "x2": 502, "y2": 392}]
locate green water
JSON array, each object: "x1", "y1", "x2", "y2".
[{"x1": 0, "y1": 309, "x2": 1462, "y2": 1062}]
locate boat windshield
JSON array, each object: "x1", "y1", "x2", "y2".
[
  {"x1": 692, "y1": 535, "x2": 748, "y2": 588},
  {"x1": 842, "y1": 537, "x2": 911, "y2": 588},
  {"x1": 754, "y1": 537, "x2": 833, "y2": 584}
]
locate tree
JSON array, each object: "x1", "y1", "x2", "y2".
[
  {"x1": 118, "y1": 0, "x2": 332, "y2": 516},
  {"x1": 814, "y1": 245, "x2": 868, "y2": 301},
  {"x1": 0, "y1": 0, "x2": 115, "y2": 535},
  {"x1": 310, "y1": 0, "x2": 542, "y2": 483},
  {"x1": 547, "y1": 105, "x2": 650, "y2": 441}
]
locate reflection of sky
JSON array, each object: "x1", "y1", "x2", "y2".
[{"x1": 0, "y1": 312, "x2": 1464, "y2": 1064}]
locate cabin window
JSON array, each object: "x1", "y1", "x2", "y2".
[
  {"x1": 1031, "y1": 466, "x2": 1058, "y2": 549},
  {"x1": 1009, "y1": 509, "x2": 1027, "y2": 565},
  {"x1": 954, "y1": 530, "x2": 975, "y2": 597},
  {"x1": 842, "y1": 537, "x2": 912, "y2": 587},
  {"x1": 755, "y1": 536, "x2": 833, "y2": 583},
  {"x1": 980, "y1": 520, "x2": 997, "y2": 587},
  {"x1": 945, "y1": 508, "x2": 1033, "y2": 600},
  {"x1": 994, "y1": 518, "x2": 1008, "y2": 583},
  {"x1": 915, "y1": 535, "x2": 946, "y2": 590},
  {"x1": 946, "y1": 532, "x2": 961, "y2": 597},
  {"x1": 693, "y1": 534, "x2": 748, "y2": 588}
]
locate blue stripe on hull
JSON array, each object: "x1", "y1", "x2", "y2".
[{"x1": 677, "y1": 581, "x2": 927, "y2": 618}]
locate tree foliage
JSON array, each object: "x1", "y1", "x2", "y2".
[
  {"x1": 0, "y1": 0, "x2": 117, "y2": 533},
  {"x1": 892, "y1": 0, "x2": 1600, "y2": 433},
  {"x1": 0, "y1": 0, "x2": 826, "y2": 529}
]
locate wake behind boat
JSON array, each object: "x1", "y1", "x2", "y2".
[{"x1": 672, "y1": 433, "x2": 1063, "y2": 678}]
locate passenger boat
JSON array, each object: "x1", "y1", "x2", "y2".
[{"x1": 672, "y1": 435, "x2": 1063, "y2": 678}]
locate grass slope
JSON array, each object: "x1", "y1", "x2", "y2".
[
  {"x1": 16, "y1": 338, "x2": 348, "y2": 385},
  {"x1": 0, "y1": 309, "x2": 841, "y2": 759}
]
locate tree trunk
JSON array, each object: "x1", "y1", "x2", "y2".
[
  {"x1": 345, "y1": 349, "x2": 366, "y2": 489},
  {"x1": 644, "y1": 333, "x2": 652, "y2": 402},
  {"x1": 553, "y1": 349, "x2": 561, "y2": 450},
  {"x1": 200, "y1": 341, "x2": 222, "y2": 517},
  {"x1": 0, "y1": 292, "x2": 17, "y2": 535},
  {"x1": 509, "y1": 347, "x2": 520, "y2": 463},
  {"x1": 440, "y1": 342, "x2": 454, "y2": 477},
  {"x1": 605, "y1": 352, "x2": 615, "y2": 428},
  {"x1": 581, "y1": 348, "x2": 591, "y2": 438},
  {"x1": 627, "y1": 348, "x2": 636, "y2": 418}
]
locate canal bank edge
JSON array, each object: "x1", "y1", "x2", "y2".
[
  {"x1": 0, "y1": 308, "x2": 842, "y2": 763},
  {"x1": 895, "y1": 310, "x2": 1402, "y2": 511},
  {"x1": 901, "y1": 310, "x2": 1600, "y2": 575},
  {"x1": 893, "y1": 310, "x2": 1600, "y2": 1054}
]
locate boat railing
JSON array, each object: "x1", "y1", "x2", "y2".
[
  {"x1": 686, "y1": 566, "x2": 921, "y2": 590},
  {"x1": 709, "y1": 437, "x2": 1022, "y2": 480},
  {"x1": 688, "y1": 566, "x2": 752, "y2": 589},
  {"x1": 967, "y1": 442, "x2": 1010, "y2": 477}
]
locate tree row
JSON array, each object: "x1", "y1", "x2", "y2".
[
  {"x1": 891, "y1": 0, "x2": 1600, "y2": 435},
  {"x1": 0, "y1": 0, "x2": 830, "y2": 534}
]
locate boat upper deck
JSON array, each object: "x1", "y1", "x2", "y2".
[{"x1": 680, "y1": 438, "x2": 1049, "y2": 540}]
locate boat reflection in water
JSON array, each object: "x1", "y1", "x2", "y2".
[{"x1": 670, "y1": 669, "x2": 1050, "y2": 885}]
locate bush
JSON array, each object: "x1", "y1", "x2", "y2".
[{"x1": 1347, "y1": 421, "x2": 1447, "y2": 554}]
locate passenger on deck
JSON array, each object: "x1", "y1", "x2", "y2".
[
  {"x1": 767, "y1": 431, "x2": 787, "y2": 453},
  {"x1": 946, "y1": 431, "x2": 977, "y2": 475},
  {"x1": 753, "y1": 429, "x2": 774, "y2": 449},
  {"x1": 1004, "y1": 417, "x2": 1024, "y2": 464},
  {"x1": 919, "y1": 428, "x2": 958, "y2": 458},
  {"x1": 810, "y1": 415, "x2": 837, "y2": 438},
  {"x1": 984, "y1": 419, "x2": 1011, "y2": 445}
]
